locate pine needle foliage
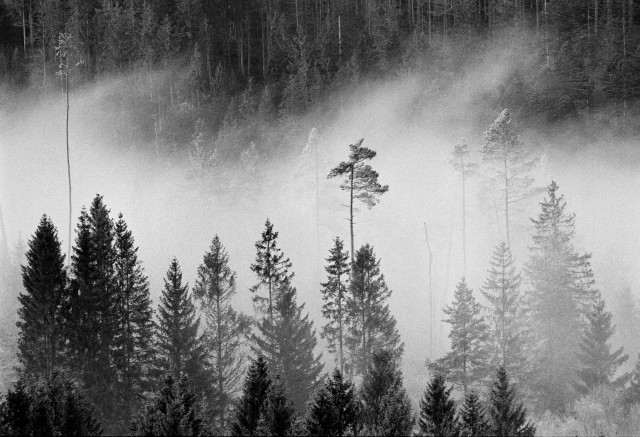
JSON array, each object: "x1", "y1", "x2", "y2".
[
  {"x1": 488, "y1": 366, "x2": 535, "y2": 437},
  {"x1": 418, "y1": 373, "x2": 459, "y2": 437}
]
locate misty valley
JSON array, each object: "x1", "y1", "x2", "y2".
[{"x1": 2, "y1": 0, "x2": 640, "y2": 436}]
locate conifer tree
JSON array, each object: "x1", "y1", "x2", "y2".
[
  {"x1": 345, "y1": 244, "x2": 403, "y2": 376},
  {"x1": 623, "y1": 354, "x2": 640, "y2": 406},
  {"x1": 111, "y1": 213, "x2": 154, "y2": 431},
  {"x1": 418, "y1": 373, "x2": 459, "y2": 437},
  {"x1": 0, "y1": 374, "x2": 102, "y2": 436},
  {"x1": 429, "y1": 278, "x2": 490, "y2": 395},
  {"x1": 250, "y1": 219, "x2": 293, "y2": 322},
  {"x1": 320, "y1": 237, "x2": 350, "y2": 374},
  {"x1": 255, "y1": 376, "x2": 295, "y2": 437},
  {"x1": 193, "y1": 236, "x2": 251, "y2": 433},
  {"x1": 67, "y1": 195, "x2": 118, "y2": 428},
  {"x1": 488, "y1": 366, "x2": 535, "y2": 437},
  {"x1": 328, "y1": 139, "x2": 388, "y2": 262},
  {"x1": 360, "y1": 349, "x2": 414, "y2": 436},
  {"x1": 155, "y1": 258, "x2": 207, "y2": 391},
  {"x1": 250, "y1": 285, "x2": 323, "y2": 413},
  {"x1": 525, "y1": 181, "x2": 597, "y2": 412},
  {"x1": 482, "y1": 242, "x2": 528, "y2": 380},
  {"x1": 306, "y1": 369, "x2": 359, "y2": 437},
  {"x1": 231, "y1": 356, "x2": 271, "y2": 437},
  {"x1": 482, "y1": 109, "x2": 540, "y2": 246},
  {"x1": 575, "y1": 297, "x2": 628, "y2": 394},
  {"x1": 449, "y1": 139, "x2": 477, "y2": 274},
  {"x1": 459, "y1": 391, "x2": 490, "y2": 437},
  {"x1": 17, "y1": 215, "x2": 67, "y2": 381},
  {"x1": 131, "y1": 374, "x2": 204, "y2": 437}
]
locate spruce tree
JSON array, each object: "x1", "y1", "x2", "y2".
[
  {"x1": 320, "y1": 237, "x2": 350, "y2": 374},
  {"x1": 231, "y1": 356, "x2": 271, "y2": 436},
  {"x1": 575, "y1": 296, "x2": 628, "y2": 394},
  {"x1": 67, "y1": 195, "x2": 118, "y2": 429},
  {"x1": 327, "y1": 139, "x2": 389, "y2": 263},
  {"x1": 0, "y1": 374, "x2": 102, "y2": 436},
  {"x1": 131, "y1": 374, "x2": 204, "y2": 437},
  {"x1": 193, "y1": 235, "x2": 251, "y2": 433},
  {"x1": 525, "y1": 181, "x2": 597, "y2": 412},
  {"x1": 481, "y1": 242, "x2": 528, "y2": 381},
  {"x1": 360, "y1": 349, "x2": 414, "y2": 436},
  {"x1": 17, "y1": 215, "x2": 67, "y2": 381},
  {"x1": 345, "y1": 244, "x2": 403, "y2": 376},
  {"x1": 250, "y1": 219, "x2": 294, "y2": 322},
  {"x1": 250, "y1": 285, "x2": 323, "y2": 413},
  {"x1": 429, "y1": 278, "x2": 490, "y2": 395},
  {"x1": 155, "y1": 258, "x2": 207, "y2": 391},
  {"x1": 418, "y1": 374, "x2": 459, "y2": 437},
  {"x1": 111, "y1": 213, "x2": 154, "y2": 431},
  {"x1": 306, "y1": 369, "x2": 359, "y2": 437},
  {"x1": 255, "y1": 376, "x2": 295, "y2": 437},
  {"x1": 488, "y1": 366, "x2": 535, "y2": 437},
  {"x1": 459, "y1": 391, "x2": 490, "y2": 437}
]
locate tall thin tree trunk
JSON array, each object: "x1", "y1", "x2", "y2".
[
  {"x1": 461, "y1": 157, "x2": 467, "y2": 274},
  {"x1": 350, "y1": 164, "x2": 354, "y2": 264},
  {"x1": 504, "y1": 155, "x2": 510, "y2": 247},
  {"x1": 424, "y1": 224, "x2": 433, "y2": 359},
  {"x1": 66, "y1": 60, "x2": 71, "y2": 268}
]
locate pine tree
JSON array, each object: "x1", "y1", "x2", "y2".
[
  {"x1": 255, "y1": 376, "x2": 295, "y2": 437},
  {"x1": 0, "y1": 374, "x2": 102, "y2": 436},
  {"x1": 250, "y1": 285, "x2": 323, "y2": 413},
  {"x1": 250, "y1": 219, "x2": 294, "y2": 322},
  {"x1": 155, "y1": 258, "x2": 207, "y2": 391},
  {"x1": 525, "y1": 181, "x2": 597, "y2": 412},
  {"x1": 231, "y1": 356, "x2": 271, "y2": 437},
  {"x1": 481, "y1": 109, "x2": 540, "y2": 246},
  {"x1": 193, "y1": 235, "x2": 251, "y2": 433},
  {"x1": 345, "y1": 244, "x2": 403, "y2": 376},
  {"x1": 306, "y1": 369, "x2": 359, "y2": 437},
  {"x1": 131, "y1": 374, "x2": 204, "y2": 437},
  {"x1": 111, "y1": 213, "x2": 154, "y2": 432},
  {"x1": 429, "y1": 278, "x2": 490, "y2": 395},
  {"x1": 488, "y1": 366, "x2": 535, "y2": 437},
  {"x1": 327, "y1": 139, "x2": 389, "y2": 263},
  {"x1": 481, "y1": 242, "x2": 528, "y2": 381},
  {"x1": 17, "y1": 215, "x2": 67, "y2": 381},
  {"x1": 418, "y1": 374, "x2": 459, "y2": 437},
  {"x1": 449, "y1": 139, "x2": 478, "y2": 274},
  {"x1": 320, "y1": 237, "x2": 350, "y2": 374},
  {"x1": 575, "y1": 296, "x2": 628, "y2": 394},
  {"x1": 360, "y1": 349, "x2": 414, "y2": 436},
  {"x1": 459, "y1": 391, "x2": 490, "y2": 437}
]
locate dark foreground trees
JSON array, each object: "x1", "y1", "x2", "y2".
[
  {"x1": 418, "y1": 373, "x2": 459, "y2": 437},
  {"x1": 488, "y1": 366, "x2": 535, "y2": 437},
  {"x1": 0, "y1": 374, "x2": 102, "y2": 436},
  {"x1": 306, "y1": 369, "x2": 359, "y2": 437}
]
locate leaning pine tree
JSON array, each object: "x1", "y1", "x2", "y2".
[
  {"x1": 575, "y1": 296, "x2": 628, "y2": 394},
  {"x1": 320, "y1": 237, "x2": 350, "y2": 374},
  {"x1": 345, "y1": 244, "x2": 403, "y2": 376},
  {"x1": 250, "y1": 284, "x2": 323, "y2": 413},
  {"x1": 155, "y1": 258, "x2": 208, "y2": 391},
  {"x1": 429, "y1": 278, "x2": 490, "y2": 396},
  {"x1": 193, "y1": 236, "x2": 251, "y2": 433},
  {"x1": 327, "y1": 139, "x2": 388, "y2": 263},
  {"x1": 17, "y1": 215, "x2": 67, "y2": 381},
  {"x1": 418, "y1": 374, "x2": 459, "y2": 437}
]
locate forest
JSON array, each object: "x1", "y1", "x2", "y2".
[{"x1": 2, "y1": 0, "x2": 640, "y2": 436}]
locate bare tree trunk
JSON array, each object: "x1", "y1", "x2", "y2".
[
  {"x1": 22, "y1": 1, "x2": 26, "y2": 55},
  {"x1": 350, "y1": 164, "x2": 354, "y2": 264},
  {"x1": 504, "y1": 155, "x2": 510, "y2": 247},
  {"x1": 424, "y1": 224, "x2": 433, "y2": 359},
  {"x1": 66, "y1": 62, "x2": 72, "y2": 268}
]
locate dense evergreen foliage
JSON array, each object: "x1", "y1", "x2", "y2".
[
  {"x1": 418, "y1": 373, "x2": 459, "y2": 437},
  {"x1": 231, "y1": 356, "x2": 271, "y2": 437},
  {"x1": 459, "y1": 391, "x2": 490, "y2": 437},
  {"x1": 306, "y1": 369, "x2": 359, "y2": 437},
  {"x1": 488, "y1": 366, "x2": 535, "y2": 437}
]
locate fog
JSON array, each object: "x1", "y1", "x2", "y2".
[{"x1": 2, "y1": 35, "x2": 640, "y2": 401}]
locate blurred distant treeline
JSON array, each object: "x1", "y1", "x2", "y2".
[{"x1": 2, "y1": 1, "x2": 640, "y2": 155}]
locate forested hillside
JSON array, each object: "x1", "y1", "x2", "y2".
[{"x1": 2, "y1": 1, "x2": 640, "y2": 436}]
